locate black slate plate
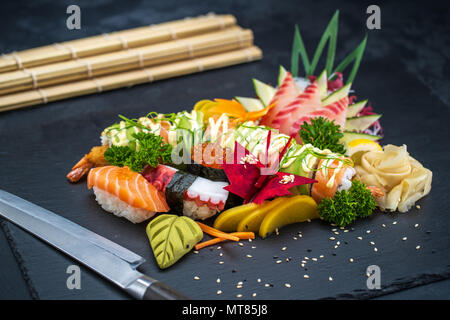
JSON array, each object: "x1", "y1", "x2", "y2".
[{"x1": 0, "y1": 0, "x2": 449, "y2": 299}]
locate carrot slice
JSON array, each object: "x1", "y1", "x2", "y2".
[
  {"x1": 196, "y1": 222, "x2": 240, "y2": 242},
  {"x1": 194, "y1": 232, "x2": 255, "y2": 250}
]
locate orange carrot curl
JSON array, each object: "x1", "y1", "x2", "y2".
[
  {"x1": 194, "y1": 231, "x2": 255, "y2": 250},
  {"x1": 196, "y1": 222, "x2": 240, "y2": 242}
]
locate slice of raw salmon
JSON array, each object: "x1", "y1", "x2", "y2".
[{"x1": 87, "y1": 166, "x2": 169, "y2": 212}]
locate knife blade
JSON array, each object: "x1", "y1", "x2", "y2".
[{"x1": 0, "y1": 189, "x2": 188, "y2": 300}]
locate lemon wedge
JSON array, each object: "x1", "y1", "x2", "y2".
[{"x1": 347, "y1": 139, "x2": 382, "y2": 165}]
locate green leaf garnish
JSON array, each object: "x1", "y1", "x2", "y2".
[
  {"x1": 104, "y1": 132, "x2": 173, "y2": 172},
  {"x1": 299, "y1": 117, "x2": 346, "y2": 154},
  {"x1": 318, "y1": 180, "x2": 377, "y2": 227},
  {"x1": 290, "y1": 10, "x2": 367, "y2": 84},
  {"x1": 146, "y1": 214, "x2": 203, "y2": 269}
]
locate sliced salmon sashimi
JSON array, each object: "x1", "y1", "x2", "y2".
[{"x1": 87, "y1": 166, "x2": 169, "y2": 212}]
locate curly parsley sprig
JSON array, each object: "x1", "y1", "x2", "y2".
[
  {"x1": 104, "y1": 132, "x2": 172, "y2": 172},
  {"x1": 318, "y1": 180, "x2": 377, "y2": 227},
  {"x1": 299, "y1": 117, "x2": 346, "y2": 154}
]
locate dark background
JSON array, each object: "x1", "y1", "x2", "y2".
[{"x1": 0, "y1": 0, "x2": 449, "y2": 300}]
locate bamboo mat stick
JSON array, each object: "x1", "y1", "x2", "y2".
[
  {"x1": 0, "y1": 27, "x2": 253, "y2": 95},
  {"x1": 0, "y1": 13, "x2": 236, "y2": 73},
  {"x1": 0, "y1": 46, "x2": 262, "y2": 112}
]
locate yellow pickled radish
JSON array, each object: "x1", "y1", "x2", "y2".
[
  {"x1": 213, "y1": 202, "x2": 260, "y2": 232},
  {"x1": 259, "y1": 195, "x2": 318, "y2": 238},
  {"x1": 237, "y1": 197, "x2": 286, "y2": 232}
]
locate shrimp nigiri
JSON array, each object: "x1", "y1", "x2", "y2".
[{"x1": 311, "y1": 158, "x2": 356, "y2": 203}]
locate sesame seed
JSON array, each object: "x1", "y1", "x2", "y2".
[
  {"x1": 285, "y1": 283, "x2": 291, "y2": 288},
  {"x1": 331, "y1": 223, "x2": 337, "y2": 227},
  {"x1": 237, "y1": 281, "x2": 243, "y2": 285},
  {"x1": 416, "y1": 205, "x2": 421, "y2": 209},
  {"x1": 374, "y1": 247, "x2": 378, "y2": 252},
  {"x1": 293, "y1": 237, "x2": 298, "y2": 240},
  {"x1": 282, "y1": 247, "x2": 287, "y2": 251},
  {"x1": 247, "y1": 254, "x2": 253, "y2": 258},
  {"x1": 382, "y1": 224, "x2": 386, "y2": 228},
  {"x1": 248, "y1": 238, "x2": 252, "y2": 242},
  {"x1": 334, "y1": 231, "x2": 339, "y2": 235},
  {"x1": 393, "y1": 221, "x2": 397, "y2": 225},
  {"x1": 415, "y1": 224, "x2": 419, "y2": 228},
  {"x1": 332, "y1": 228, "x2": 337, "y2": 232},
  {"x1": 276, "y1": 260, "x2": 282, "y2": 264},
  {"x1": 366, "y1": 273, "x2": 370, "y2": 277},
  {"x1": 301, "y1": 260, "x2": 307, "y2": 264},
  {"x1": 298, "y1": 234, "x2": 303, "y2": 238},
  {"x1": 349, "y1": 258, "x2": 354, "y2": 263},
  {"x1": 402, "y1": 237, "x2": 407, "y2": 241},
  {"x1": 357, "y1": 236, "x2": 363, "y2": 240},
  {"x1": 416, "y1": 245, "x2": 421, "y2": 250},
  {"x1": 193, "y1": 250, "x2": 199, "y2": 254},
  {"x1": 252, "y1": 293, "x2": 257, "y2": 297},
  {"x1": 257, "y1": 278, "x2": 261, "y2": 283},
  {"x1": 301, "y1": 263, "x2": 305, "y2": 268},
  {"x1": 366, "y1": 230, "x2": 371, "y2": 234},
  {"x1": 219, "y1": 261, "x2": 224, "y2": 264},
  {"x1": 329, "y1": 276, "x2": 333, "y2": 281},
  {"x1": 275, "y1": 228, "x2": 279, "y2": 235},
  {"x1": 217, "y1": 246, "x2": 221, "y2": 250},
  {"x1": 194, "y1": 276, "x2": 200, "y2": 280},
  {"x1": 217, "y1": 278, "x2": 221, "y2": 283},
  {"x1": 304, "y1": 257, "x2": 310, "y2": 260},
  {"x1": 312, "y1": 258, "x2": 318, "y2": 262},
  {"x1": 237, "y1": 294, "x2": 243, "y2": 298},
  {"x1": 334, "y1": 245, "x2": 338, "y2": 249},
  {"x1": 304, "y1": 275, "x2": 309, "y2": 279},
  {"x1": 237, "y1": 285, "x2": 242, "y2": 289},
  {"x1": 265, "y1": 283, "x2": 270, "y2": 287},
  {"x1": 251, "y1": 246, "x2": 256, "y2": 249},
  {"x1": 340, "y1": 226, "x2": 345, "y2": 230},
  {"x1": 219, "y1": 253, "x2": 223, "y2": 257},
  {"x1": 320, "y1": 255, "x2": 324, "y2": 258},
  {"x1": 370, "y1": 241, "x2": 375, "y2": 245},
  {"x1": 344, "y1": 230, "x2": 349, "y2": 233},
  {"x1": 238, "y1": 242, "x2": 244, "y2": 247},
  {"x1": 217, "y1": 290, "x2": 222, "y2": 295},
  {"x1": 307, "y1": 219, "x2": 311, "y2": 223},
  {"x1": 337, "y1": 241, "x2": 341, "y2": 245},
  {"x1": 330, "y1": 237, "x2": 336, "y2": 240}
]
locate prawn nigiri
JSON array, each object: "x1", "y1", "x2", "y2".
[
  {"x1": 311, "y1": 158, "x2": 356, "y2": 203},
  {"x1": 87, "y1": 166, "x2": 169, "y2": 223}
]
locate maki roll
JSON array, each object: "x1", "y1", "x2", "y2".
[{"x1": 142, "y1": 164, "x2": 230, "y2": 220}]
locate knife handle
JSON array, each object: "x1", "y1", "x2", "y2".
[
  {"x1": 126, "y1": 274, "x2": 190, "y2": 300},
  {"x1": 143, "y1": 280, "x2": 190, "y2": 300}
]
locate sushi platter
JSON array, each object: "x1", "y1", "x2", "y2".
[
  {"x1": 1, "y1": 3, "x2": 448, "y2": 300},
  {"x1": 64, "y1": 11, "x2": 434, "y2": 285}
]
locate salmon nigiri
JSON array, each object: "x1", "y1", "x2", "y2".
[
  {"x1": 87, "y1": 166, "x2": 169, "y2": 223},
  {"x1": 311, "y1": 158, "x2": 356, "y2": 204}
]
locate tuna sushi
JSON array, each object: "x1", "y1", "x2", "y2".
[
  {"x1": 142, "y1": 164, "x2": 229, "y2": 220},
  {"x1": 87, "y1": 166, "x2": 169, "y2": 223}
]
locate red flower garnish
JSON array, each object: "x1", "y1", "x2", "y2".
[{"x1": 222, "y1": 132, "x2": 316, "y2": 204}]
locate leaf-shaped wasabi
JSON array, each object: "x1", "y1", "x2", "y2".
[{"x1": 146, "y1": 214, "x2": 203, "y2": 269}]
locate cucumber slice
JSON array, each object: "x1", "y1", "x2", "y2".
[
  {"x1": 340, "y1": 131, "x2": 382, "y2": 145},
  {"x1": 235, "y1": 96, "x2": 265, "y2": 112},
  {"x1": 316, "y1": 70, "x2": 328, "y2": 99},
  {"x1": 345, "y1": 114, "x2": 381, "y2": 132},
  {"x1": 346, "y1": 99, "x2": 368, "y2": 118},
  {"x1": 322, "y1": 83, "x2": 352, "y2": 106},
  {"x1": 252, "y1": 78, "x2": 276, "y2": 106},
  {"x1": 278, "y1": 65, "x2": 288, "y2": 86}
]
